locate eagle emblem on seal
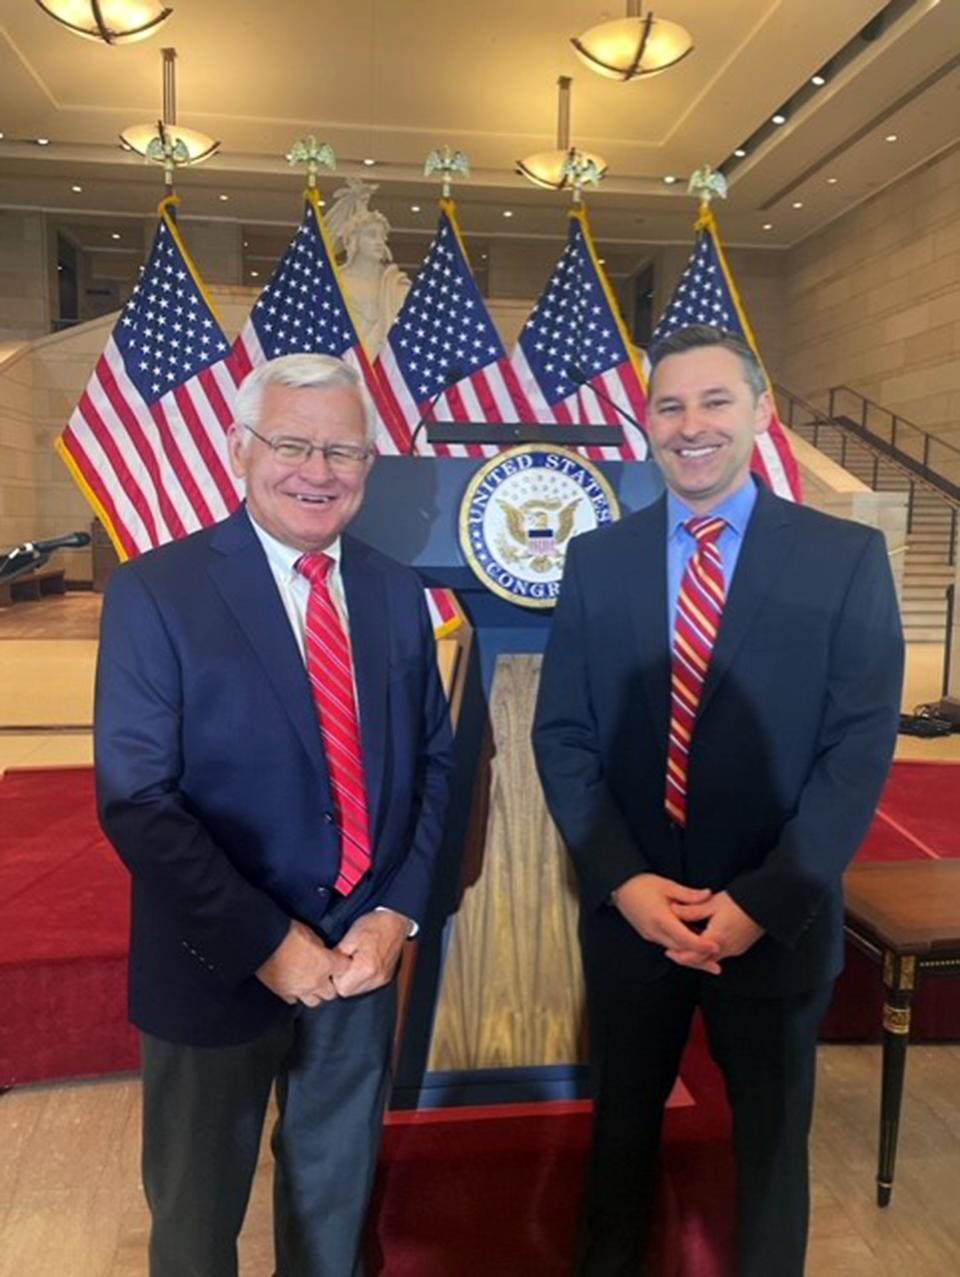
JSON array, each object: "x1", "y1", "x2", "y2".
[{"x1": 496, "y1": 497, "x2": 581, "y2": 573}]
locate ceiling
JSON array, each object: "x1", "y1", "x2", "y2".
[{"x1": 1, "y1": 0, "x2": 957, "y2": 267}]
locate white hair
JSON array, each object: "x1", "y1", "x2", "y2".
[{"x1": 233, "y1": 354, "x2": 376, "y2": 448}]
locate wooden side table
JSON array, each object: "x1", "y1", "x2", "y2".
[{"x1": 843, "y1": 860, "x2": 960, "y2": 1206}]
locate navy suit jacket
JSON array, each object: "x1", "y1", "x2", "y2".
[
  {"x1": 532, "y1": 485, "x2": 904, "y2": 996},
  {"x1": 95, "y1": 508, "x2": 455, "y2": 1045}
]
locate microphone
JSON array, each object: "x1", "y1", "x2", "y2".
[
  {"x1": 20, "y1": 531, "x2": 92, "y2": 554},
  {"x1": 0, "y1": 531, "x2": 92, "y2": 582},
  {"x1": 567, "y1": 364, "x2": 648, "y2": 441},
  {"x1": 407, "y1": 365, "x2": 465, "y2": 456}
]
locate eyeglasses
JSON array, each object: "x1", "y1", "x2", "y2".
[{"x1": 243, "y1": 424, "x2": 373, "y2": 470}]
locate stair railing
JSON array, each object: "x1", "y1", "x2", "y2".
[{"x1": 774, "y1": 384, "x2": 960, "y2": 566}]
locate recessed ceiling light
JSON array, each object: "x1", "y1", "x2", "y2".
[
  {"x1": 762, "y1": 223, "x2": 773, "y2": 231},
  {"x1": 792, "y1": 200, "x2": 803, "y2": 209},
  {"x1": 772, "y1": 114, "x2": 787, "y2": 126},
  {"x1": 663, "y1": 175, "x2": 678, "y2": 185},
  {"x1": 811, "y1": 74, "x2": 826, "y2": 86},
  {"x1": 250, "y1": 270, "x2": 260, "y2": 278},
  {"x1": 733, "y1": 148, "x2": 747, "y2": 158},
  {"x1": 319, "y1": 198, "x2": 325, "y2": 207},
  {"x1": 218, "y1": 193, "x2": 229, "y2": 202},
  {"x1": 71, "y1": 184, "x2": 83, "y2": 193},
  {"x1": 480, "y1": 253, "x2": 488, "y2": 260},
  {"x1": 0, "y1": 131, "x2": 5, "y2": 140},
  {"x1": 362, "y1": 158, "x2": 376, "y2": 167},
  {"x1": 598, "y1": 258, "x2": 606, "y2": 265},
  {"x1": 410, "y1": 204, "x2": 421, "y2": 213},
  {"x1": 111, "y1": 232, "x2": 121, "y2": 240},
  {"x1": 57, "y1": 264, "x2": 63, "y2": 272},
  {"x1": 827, "y1": 176, "x2": 838, "y2": 184},
  {"x1": 885, "y1": 133, "x2": 898, "y2": 143},
  {"x1": 503, "y1": 209, "x2": 513, "y2": 218},
  {"x1": 37, "y1": 137, "x2": 50, "y2": 145},
  {"x1": 243, "y1": 240, "x2": 249, "y2": 248}
]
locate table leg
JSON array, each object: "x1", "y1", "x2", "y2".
[{"x1": 877, "y1": 950, "x2": 916, "y2": 1207}]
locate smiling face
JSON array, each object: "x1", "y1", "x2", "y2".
[
  {"x1": 228, "y1": 381, "x2": 372, "y2": 552},
  {"x1": 647, "y1": 345, "x2": 770, "y2": 512}
]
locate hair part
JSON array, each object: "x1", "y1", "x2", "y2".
[
  {"x1": 233, "y1": 354, "x2": 376, "y2": 448},
  {"x1": 649, "y1": 324, "x2": 767, "y2": 400}
]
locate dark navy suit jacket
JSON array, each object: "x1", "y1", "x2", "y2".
[
  {"x1": 533, "y1": 484, "x2": 904, "y2": 996},
  {"x1": 95, "y1": 508, "x2": 454, "y2": 1045}
]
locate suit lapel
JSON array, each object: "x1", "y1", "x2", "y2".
[
  {"x1": 624, "y1": 499, "x2": 672, "y2": 763},
  {"x1": 341, "y1": 536, "x2": 388, "y2": 833},
  {"x1": 207, "y1": 510, "x2": 329, "y2": 779},
  {"x1": 698, "y1": 484, "x2": 792, "y2": 719}
]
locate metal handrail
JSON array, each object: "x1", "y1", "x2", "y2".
[
  {"x1": 774, "y1": 383, "x2": 960, "y2": 566},
  {"x1": 832, "y1": 384, "x2": 960, "y2": 467}
]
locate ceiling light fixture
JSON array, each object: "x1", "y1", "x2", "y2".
[
  {"x1": 35, "y1": 0, "x2": 173, "y2": 45},
  {"x1": 663, "y1": 174, "x2": 678, "y2": 185},
  {"x1": 516, "y1": 76, "x2": 606, "y2": 195},
  {"x1": 71, "y1": 183, "x2": 83, "y2": 192},
  {"x1": 762, "y1": 223, "x2": 773, "y2": 231},
  {"x1": 410, "y1": 204, "x2": 421, "y2": 212},
  {"x1": 362, "y1": 158, "x2": 376, "y2": 167},
  {"x1": 250, "y1": 270, "x2": 259, "y2": 278},
  {"x1": 37, "y1": 137, "x2": 51, "y2": 145},
  {"x1": 111, "y1": 232, "x2": 121, "y2": 240},
  {"x1": 733, "y1": 147, "x2": 747, "y2": 158},
  {"x1": 572, "y1": 0, "x2": 693, "y2": 82},
  {"x1": 772, "y1": 113, "x2": 787, "y2": 126},
  {"x1": 502, "y1": 210, "x2": 514, "y2": 218},
  {"x1": 218, "y1": 193, "x2": 229, "y2": 201},
  {"x1": 120, "y1": 48, "x2": 219, "y2": 191},
  {"x1": 811, "y1": 73, "x2": 827, "y2": 86},
  {"x1": 827, "y1": 176, "x2": 838, "y2": 184},
  {"x1": 885, "y1": 133, "x2": 898, "y2": 142},
  {"x1": 792, "y1": 201, "x2": 803, "y2": 209}
]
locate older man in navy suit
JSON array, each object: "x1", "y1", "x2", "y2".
[
  {"x1": 533, "y1": 325, "x2": 903, "y2": 1276},
  {"x1": 95, "y1": 353, "x2": 454, "y2": 1277}
]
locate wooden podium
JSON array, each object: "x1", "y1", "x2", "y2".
[{"x1": 350, "y1": 454, "x2": 663, "y2": 1104}]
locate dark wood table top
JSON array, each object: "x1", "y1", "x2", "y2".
[{"x1": 844, "y1": 860, "x2": 960, "y2": 953}]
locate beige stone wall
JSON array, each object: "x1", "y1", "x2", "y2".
[
  {"x1": 782, "y1": 143, "x2": 960, "y2": 454},
  {"x1": 0, "y1": 212, "x2": 52, "y2": 345}
]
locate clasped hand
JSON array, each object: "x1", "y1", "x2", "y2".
[
  {"x1": 613, "y1": 874, "x2": 764, "y2": 974},
  {"x1": 256, "y1": 912, "x2": 410, "y2": 1006}
]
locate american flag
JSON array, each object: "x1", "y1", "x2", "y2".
[
  {"x1": 374, "y1": 199, "x2": 535, "y2": 457},
  {"x1": 651, "y1": 206, "x2": 803, "y2": 501},
  {"x1": 231, "y1": 189, "x2": 409, "y2": 454},
  {"x1": 510, "y1": 205, "x2": 648, "y2": 461},
  {"x1": 57, "y1": 198, "x2": 242, "y2": 557}
]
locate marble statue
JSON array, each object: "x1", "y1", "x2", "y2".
[{"x1": 326, "y1": 178, "x2": 411, "y2": 355}]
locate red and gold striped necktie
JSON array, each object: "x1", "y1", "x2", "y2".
[
  {"x1": 296, "y1": 552, "x2": 372, "y2": 894},
  {"x1": 665, "y1": 516, "x2": 727, "y2": 828}
]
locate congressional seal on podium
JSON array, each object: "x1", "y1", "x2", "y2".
[{"x1": 459, "y1": 445, "x2": 619, "y2": 608}]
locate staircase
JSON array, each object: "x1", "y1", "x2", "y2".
[{"x1": 777, "y1": 387, "x2": 959, "y2": 645}]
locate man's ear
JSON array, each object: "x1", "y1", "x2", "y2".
[
  {"x1": 226, "y1": 425, "x2": 247, "y2": 479},
  {"x1": 753, "y1": 390, "x2": 772, "y2": 436}
]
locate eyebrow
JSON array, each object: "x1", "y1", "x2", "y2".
[{"x1": 653, "y1": 385, "x2": 735, "y2": 404}]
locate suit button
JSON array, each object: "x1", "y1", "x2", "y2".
[{"x1": 316, "y1": 887, "x2": 329, "y2": 898}]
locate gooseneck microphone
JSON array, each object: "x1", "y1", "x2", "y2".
[
  {"x1": 21, "y1": 531, "x2": 92, "y2": 554},
  {"x1": 566, "y1": 364, "x2": 648, "y2": 441},
  {"x1": 407, "y1": 365, "x2": 465, "y2": 456}
]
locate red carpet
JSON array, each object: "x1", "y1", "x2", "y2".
[
  {"x1": 366, "y1": 1016, "x2": 734, "y2": 1277},
  {"x1": 1, "y1": 759, "x2": 959, "y2": 1088}
]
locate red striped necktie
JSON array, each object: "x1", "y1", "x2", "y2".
[
  {"x1": 296, "y1": 552, "x2": 372, "y2": 894},
  {"x1": 665, "y1": 516, "x2": 727, "y2": 828}
]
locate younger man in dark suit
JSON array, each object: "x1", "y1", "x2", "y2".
[
  {"x1": 532, "y1": 325, "x2": 903, "y2": 1275},
  {"x1": 96, "y1": 353, "x2": 454, "y2": 1276}
]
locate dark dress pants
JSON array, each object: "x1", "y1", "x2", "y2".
[
  {"x1": 140, "y1": 981, "x2": 396, "y2": 1277},
  {"x1": 577, "y1": 962, "x2": 833, "y2": 1277}
]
